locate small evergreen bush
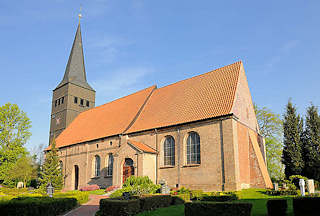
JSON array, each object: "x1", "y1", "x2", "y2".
[
  {"x1": 99, "y1": 199, "x2": 140, "y2": 216},
  {"x1": 139, "y1": 195, "x2": 172, "y2": 211},
  {"x1": 109, "y1": 176, "x2": 160, "y2": 198},
  {"x1": 0, "y1": 197, "x2": 77, "y2": 216},
  {"x1": 185, "y1": 201, "x2": 252, "y2": 216},
  {"x1": 267, "y1": 199, "x2": 287, "y2": 216}
]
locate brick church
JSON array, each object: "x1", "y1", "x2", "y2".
[{"x1": 48, "y1": 22, "x2": 272, "y2": 191}]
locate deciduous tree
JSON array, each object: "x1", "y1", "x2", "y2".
[
  {"x1": 7, "y1": 155, "x2": 37, "y2": 188},
  {"x1": 254, "y1": 104, "x2": 284, "y2": 181},
  {"x1": 0, "y1": 103, "x2": 31, "y2": 185}
]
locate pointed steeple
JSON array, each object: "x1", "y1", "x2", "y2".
[{"x1": 56, "y1": 23, "x2": 94, "y2": 91}]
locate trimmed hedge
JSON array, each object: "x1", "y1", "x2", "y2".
[
  {"x1": 0, "y1": 197, "x2": 77, "y2": 216},
  {"x1": 171, "y1": 196, "x2": 185, "y2": 205},
  {"x1": 267, "y1": 199, "x2": 287, "y2": 216},
  {"x1": 140, "y1": 195, "x2": 172, "y2": 211},
  {"x1": 197, "y1": 194, "x2": 238, "y2": 202},
  {"x1": 99, "y1": 198, "x2": 140, "y2": 216},
  {"x1": 293, "y1": 197, "x2": 320, "y2": 216},
  {"x1": 185, "y1": 201, "x2": 252, "y2": 216}
]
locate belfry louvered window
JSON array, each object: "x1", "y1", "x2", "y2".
[
  {"x1": 164, "y1": 136, "x2": 175, "y2": 166},
  {"x1": 95, "y1": 155, "x2": 101, "y2": 177},
  {"x1": 186, "y1": 132, "x2": 200, "y2": 164},
  {"x1": 107, "y1": 154, "x2": 114, "y2": 176}
]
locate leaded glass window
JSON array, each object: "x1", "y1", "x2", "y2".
[
  {"x1": 107, "y1": 154, "x2": 113, "y2": 176},
  {"x1": 95, "y1": 155, "x2": 101, "y2": 177},
  {"x1": 164, "y1": 136, "x2": 175, "y2": 166},
  {"x1": 186, "y1": 132, "x2": 200, "y2": 164}
]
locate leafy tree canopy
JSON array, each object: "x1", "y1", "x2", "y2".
[
  {"x1": 7, "y1": 154, "x2": 37, "y2": 188},
  {"x1": 0, "y1": 103, "x2": 31, "y2": 184},
  {"x1": 254, "y1": 104, "x2": 284, "y2": 181}
]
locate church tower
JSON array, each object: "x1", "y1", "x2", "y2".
[{"x1": 49, "y1": 21, "x2": 95, "y2": 143}]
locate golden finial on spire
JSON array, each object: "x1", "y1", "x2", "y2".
[{"x1": 78, "y1": 5, "x2": 83, "y2": 23}]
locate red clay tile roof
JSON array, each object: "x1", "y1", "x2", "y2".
[
  {"x1": 53, "y1": 61, "x2": 242, "y2": 149},
  {"x1": 54, "y1": 86, "x2": 156, "y2": 148},
  {"x1": 128, "y1": 139, "x2": 157, "y2": 154},
  {"x1": 126, "y1": 61, "x2": 241, "y2": 133}
]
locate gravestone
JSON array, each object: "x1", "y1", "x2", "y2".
[
  {"x1": 282, "y1": 183, "x2": 288, "y2": 190},
  {"x1": 306, "y1": 179, "x2": 315, "y2": 194},
  {"x1": 299, "y1": 179, "x2": 305, "y2": 196},
  {"x1": 17, "y1": 182, "x2": 24, "y2": 189},
  {"x1": 273, "y1": 183, "x2": 279, "y2": 191},
  {"x1": 159, "y1": 179, "x2": 170, "y2": 194}
]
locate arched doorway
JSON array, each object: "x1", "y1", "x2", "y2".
[
  {"x1": 74, "y1": 165, "x2": 79, "y2": 190},
  {"x1": 123, "y1": 158, "x2": 134, "y2": 183}
]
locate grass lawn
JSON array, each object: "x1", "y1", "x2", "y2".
[{"x1": 136, "y1": 189, "x2": 295, "y2": 216}]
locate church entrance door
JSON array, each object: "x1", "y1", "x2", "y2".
[
  {"x1": 74, "y1": 165, "x2": 79, "y2": 190},
  {"x1": 123, "y1": 158, "x2": 134, "y2": 183}
]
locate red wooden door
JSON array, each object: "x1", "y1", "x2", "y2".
[{"x1": 123, "y1": 159, "x2": 134, "y2": 183}]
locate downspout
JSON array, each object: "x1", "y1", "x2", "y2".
[
  {"x1": 177, "y1": 128, "x2": 181, "y2": 187},
  {"x1": 220, "y1": 121, "x2": 226, "y2": 191},
  {"x1": 155, "y1": 129, "x2": 158, "y2": 184}
]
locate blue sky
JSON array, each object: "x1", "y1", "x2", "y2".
[{"x1": 1, "y1": 0, "x2": 319, "y2": 151}]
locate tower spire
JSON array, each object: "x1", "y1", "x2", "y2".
[{"x1": 55, "y1": 14, "x2": 94, "y2": 91}]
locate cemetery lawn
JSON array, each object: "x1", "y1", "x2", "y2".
[{"x1": 136, "y1": 189, "x2": 294, "y2": 216}]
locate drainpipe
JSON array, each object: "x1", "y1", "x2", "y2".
[
  {"x1": 177, "y1": 128, "x2": 181, "y2": 187},
  {"x1": 155, "y1": 129, "x2": 158, "y2": 184},
  {"x1": 220, "y1": 120, "x2": 226, "y2": 191}
]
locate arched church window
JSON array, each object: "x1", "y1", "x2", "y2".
[
  {"x1": 95, "y1": 155, "x2": 101, "y2": 177},
  {"x1": 164, "y1": 136, "x2": 175, "y2": 166},
  {"x1": 107, "y1": 154, "x2": 114, "y2": 176},
  {"x1": 186, "y1": 132, "x2": 200, "y2": 164}
]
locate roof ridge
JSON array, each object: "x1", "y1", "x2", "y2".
[
  {"x1": 155, "y1": 61, "x2": 242, "y2": 91},
  {"x1": 122, "y1": 86, "x2": 157, "y2": 134},
  {"x1": 80, "y1": 85, "x2": 157, "y2": 114}
]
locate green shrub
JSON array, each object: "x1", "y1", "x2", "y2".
[
  {"x1": 185, "y1": 201, "x2": 252, "y2": 216},
  {"x1": 110, "y1": 176, "x2": 160, "y2": 198},
  {"x1": 54, "y1": 191, "x2": 89, "y2": 204},
  {"x1": 171, "y1": 196, "x2": 185, "y2": 205},
  {"x1": 289, "y1": 175, "x2": 308, "y2": 189},
  {"x1": 267, "y1": 199, "x2": 287, "y2": 216},
  {"x1": 293, "y1": 197, "x2": 320, "y2": 216},
  {"x1": 139, "y1": 195, "x2": 172, "y2": 211},
  {"x1": 99, "y1": 198, "x2": 140, "y2": 216},
  {"x1": 190, "y1": 190, "x2": 203, "y2": 200},
  {"x1": 265, "y1": 189, "x2": 298, "y2": 196},
  {"x1": 0, "y1": 197, "x2": 77, "y2": 216}
]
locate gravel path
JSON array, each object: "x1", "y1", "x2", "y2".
[{"x1": 63, "y1": 194, "x2": 108, "y2": 216}]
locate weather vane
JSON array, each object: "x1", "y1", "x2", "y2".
[{"x1": 78, "y1": 5, "x2": 83, "y2": 23}]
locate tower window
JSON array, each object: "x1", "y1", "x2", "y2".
[
  {"x1": 74, "y1": 97, "x2": 78, "y2": 104},
  {"x1": 80, "y1": 99, "x2": 84, "y2": 106},
  {"x1": 86, "y1": 100, "x2": 89, "y2": 107},
  {"x1": 55, "y1": 100, "x2": 57, "y2": 107},
  {"x1": 61, "y1": 97, "x2": 64, "y2": 104},
  {"x1": 58, "y1": 98, "x2": 60, "y2": 105}
]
